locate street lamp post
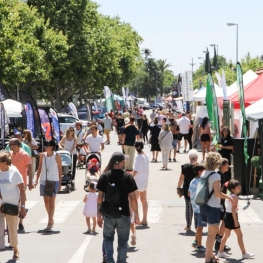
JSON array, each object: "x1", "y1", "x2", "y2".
[
  {"x1": 227, "y1": 23, "x2": 238, "y2": 63},
  {"x1": 210, "y1": 44, "x2": 219, "y2": 56}
]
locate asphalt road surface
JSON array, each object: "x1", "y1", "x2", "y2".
[{"x1": 1, "y1": 110, "x2": 262, "y2": 263}]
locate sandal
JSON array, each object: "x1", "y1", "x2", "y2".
[
  {"x1": 131, "y1": 234, "x2": 136, "y2": 246},
  {"x1": 45, "y1": 226, "x2": 52, "y2": 232},
  {"x1": 13, "y1": 252, "x2": 20, "y2": 260},
  {"x1": 205, "y1": 257, "x2": 220, "y2": 263}
]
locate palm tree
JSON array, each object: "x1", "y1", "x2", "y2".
[
  {"x1": 156, "y1": 59, "x2": 172, "y2": 96},
  {"x1": 142, "y1": 48, "x2": 152, "y2": 61}
]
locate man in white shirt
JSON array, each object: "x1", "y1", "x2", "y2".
[
  {"x1": 177, "y1": 113, "x2": 190, "y2": 153},
  {"x1": 103, "y1": 113, "x2": 112, "y2": 145},
  {"x1": 75, "y1": 121, "x2": 85, "y2": 144},
  {"x1": 150, "y1": 109, "x2": 156, "y2": 121},
  {"x1": 85, "y1": 125, "x2": 104, "y2": 153}
]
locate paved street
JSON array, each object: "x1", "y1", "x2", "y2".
[{"x1": 1, "y1": 111, "x2": 262, "y2": 263}]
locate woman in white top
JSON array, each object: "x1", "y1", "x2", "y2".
[
  {"x1": 132, "y1": 141, "x2": 149, "y2": 225},
  {"x1": 58, "y1": 127, "x2": 78, "y2": 154},
  {"x1": 158, "y1": 123, "x2": 173, "y2": 170},
  {"x1": 0, "y1": 151, "x2": 26, "y2": 260},
  {"x1": 34, "y1": 140, "x2": 62, "y2": 232},
  {"x1": 23, "y1": 129, "x2": 38, "y2": 180},
  {"x1": 200, "y1": 152, "x2": 234, "y2": 263}
]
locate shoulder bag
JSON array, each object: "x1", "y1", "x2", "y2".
[
  {"x1": 1, "y1": 203, "x2": 19, "y2": 216},
  {"x1": 44, "y1": 154, "x2": 57, "y2": 196},
  {"x1": 158, "y1": 131, "x2": 169, "y2": 146}
]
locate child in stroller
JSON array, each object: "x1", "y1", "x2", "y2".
[
  {"x1": 77, "y1": 143, "x2": 87, "y2": 169},
  {"x1": 87, "y1": 158, "x2": 100, "y2": 177},
  {"x1": 84, "y1": 154, "x2": 101, "y2": 191}
]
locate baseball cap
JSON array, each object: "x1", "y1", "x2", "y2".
[
  {"x1": 14, "y1": 131, "x2": 22, "y2": 137},
  {"x1": 90, "y1": 158, "x2": 97, "y2": 163},
  {"x1": 110, "y1": 152, "x2": 129, "y2": 164}
]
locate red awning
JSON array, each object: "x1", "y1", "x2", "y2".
[{"x1": 228, "y1": 73, "x2": 263, "y2": 109}]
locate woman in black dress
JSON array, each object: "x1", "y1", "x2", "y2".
[
  {"x1": 148, "y1": 119, "x2": 161, "y2": 162},
  {"x1": 141, "y1": 115, "x2": 149, "y2": 143},
  {"x1": 218, "y1": 126, "x2": 233, "y2": 181}
]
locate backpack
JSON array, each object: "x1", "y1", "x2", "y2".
[
  {"x1": 100, "y1": 171, "x2": 127, "y2": 218},
  {"x1": 194, "y1": 172, "x2": 216, "y2": 206}
]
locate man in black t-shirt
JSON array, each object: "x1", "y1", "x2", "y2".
[
  {"x1": 97, "y1": 152, "x2": 139, "y2": 263},
  {"x1": 121, "y1": 117, "x2": 140, "y2": 170}
]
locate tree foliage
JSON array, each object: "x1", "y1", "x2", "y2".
[{"x1": 0, "y1": 0, "x2": 143, "y2": 109}]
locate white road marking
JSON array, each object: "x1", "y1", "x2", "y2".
[
  {"x1": 39, "y1": 201, "x2": 80, "y2": 224},
  {"x1": 67, "y1": 235, "x2": 92, "y2": 263},
  {"x1": 238, "y1": 200, "x2": 263, "y2": 223},
  {"x1": 26, "y1": 201, "x2": 38, "y2": 210}
]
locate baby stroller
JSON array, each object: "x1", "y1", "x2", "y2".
[
  {"x1": 57, "y1": 150, "x2": 77, "y2": 193},
  {"x1": 84, "y1": 152, "x2": 101, "y2": 191}
]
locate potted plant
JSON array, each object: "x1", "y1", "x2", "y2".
[{"x1": 250, "y1": 156, "x2": 261, "y2": 196}]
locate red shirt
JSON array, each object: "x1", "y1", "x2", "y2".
[{"x1": 108, "y1": 112, "x2": 114, "y2": 119}]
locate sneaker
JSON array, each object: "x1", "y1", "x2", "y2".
[
  {"x1": 192, "y1": 240, "x2": 197, "y2": 248},
  {"x1": 183, "y1": 150, "x2": 186, "y2": 153},
  {"x1": 242, "y1": 252, "x2": 255, "y2": 259},
  {"x1": 195, "y1": 246, "x2": 206, "y2": 253},
  {"x1": 217, "y1": 251, "x2": 230, "y2": 258},
  {"x1": 224, "y1": 245, "x2": 231, "y2": 252},
  {"x1": 102, "y1": 256, "x2": 106, "y2": 263},
  {"x1": 18, "y1": 223, "x2": 24, "y2": 231}
]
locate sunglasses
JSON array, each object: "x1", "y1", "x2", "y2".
[{"x1": 9, "y1": 144, "x2": 16, "y2": 146}]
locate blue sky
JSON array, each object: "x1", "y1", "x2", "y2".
[{"x1": 95, "y1": 0, "x2": 263, "y2": 74}]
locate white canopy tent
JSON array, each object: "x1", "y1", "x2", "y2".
[
  {"x1": 245, "y1": 98, "x2": 263, "y2": 121},
  {"x1": 193, "y1": 83, "x2": 222, "y2": 102},
  {"x1": 219, "y1": 70, "x2": 258, "y2": 98},
  {"x1": 2, "y1": 99, "x2": 23, "y2": 117}
]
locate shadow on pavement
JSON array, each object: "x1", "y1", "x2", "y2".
[
  {"x1": 136, "y1": 225, "x2": 150, "y2": 230},
  {"x1": 37, "y1": 230, "x2": 60, "y2": 235},
  {"x1": 127, "y1": 247, "x2": 139, "y2": 253},
  {"x1": 178, "y1": 231, "x2": 196, "y2": 236},
  {"x1": 224, "y1": 258, "x2": 244, "y2": 263}
]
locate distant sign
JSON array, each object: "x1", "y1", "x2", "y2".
[{"x1": 182, "y1": 71, "x2": 193, "y2": 101}]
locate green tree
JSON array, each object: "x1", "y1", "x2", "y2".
[{"x1": 156, "y1": 59, "x2": 172, "y2": 96}]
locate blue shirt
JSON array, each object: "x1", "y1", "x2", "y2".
[{"x1": 188, "y1": 177, "x2": 200, "y2": 213}]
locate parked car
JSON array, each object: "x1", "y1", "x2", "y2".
[
  {"x1": 78, "y1": 111, "x2": 105, "y2": 129},
  {"x1": 137, "y1": 98, "x2": 150, "y2": 110},
  {"x1": 55, "y1": 113, "x2": 89, "y2": 135}
]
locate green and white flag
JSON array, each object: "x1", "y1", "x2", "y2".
[
  {"x1": 206, "y1": 73, "x2": 220, "y2": 144},
  {"x1": 236, "y1": 63, "x2": 249, "y2": 164},
  {"x1": 103, "y1": 86, "x2": 115, "y2": 112}
]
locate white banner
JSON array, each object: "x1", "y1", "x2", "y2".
[
  {"x1": 221, "y1": 70, "x2": 227, "y2": 100},
  {"x1": 183, "y1": 70, "x2": 193, "y2": 101}
]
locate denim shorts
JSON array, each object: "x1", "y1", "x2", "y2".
[
  {"x1": 200, "y1": 204, "x2": 220, "y2": 225},
  {"x1": 172, "y1": 139, "x2": 178, "y2": 149},
  {"x1": 40, "y1": 181, "x2": 59, "y2": 196},
  {"x1": 196, "y1": 212, "x2": 207, "y2": 227}
]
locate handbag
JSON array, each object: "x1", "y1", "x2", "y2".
[
  {"x1": 1, "y1": 203, "x2": 19, "y2": 216},
  {"x1": 44, "y1": 154, "x2": 56, "y2": 196}
]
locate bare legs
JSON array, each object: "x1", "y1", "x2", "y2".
[
  {"x1": 136, "y1": 191, "x2": 148, "y2": 224},
  {"x1": 152, "y1": 151, "x2": 159, "y2": 161},
  {"x1": 219, "y1": 228, "x2": 246, "y2": 254},
  {"x1": 86, "y1": 217, "x2": 97, "y2": 232},
  {"x1": 43, "y1": 196, "x2": 56, "y2": 227},
  {"x1": 201, "y1": 141, "x2": 210, "y2": 160},
  {"x1": 205, "y1": 225, "x2": 219, "y2": 262}
]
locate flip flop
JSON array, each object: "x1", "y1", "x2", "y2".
[
  {"x1": 13, "y1": 253, "x2": 20, "y2": 260},
  {"x1": 45, "y1": 226, "x2": 52, "y2": 232}
]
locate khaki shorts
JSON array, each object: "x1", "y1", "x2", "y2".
[{"x1": 104, "y1": 129, "x2": 110, "y2": 135}]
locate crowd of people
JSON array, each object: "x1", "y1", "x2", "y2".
[{"x1": 0, "y1": 103, "x2": 257, "y2": 263}]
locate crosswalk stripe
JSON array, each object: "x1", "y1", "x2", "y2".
[
  {"x1": 238, "y1": 200, "x2": 263, "y2": 223},
  {"x1": 39, "y1": 201, "x2": 80, "y2": 224}
]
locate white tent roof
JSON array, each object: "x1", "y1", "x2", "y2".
[
  {"x1": 193, "y1": 83, "x2": 222, "y2": 102},
  {"x1": 225, "y1": 70, "x2": 258, "y2": 97},
  {"x1": 2, "y1": 99, "x2": 23, "y2": 117},
  {"x1": 245, "y1": 98, "x2": 263, "y2": 121}
]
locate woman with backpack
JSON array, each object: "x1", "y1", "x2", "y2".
[{"x1": 197, "y1": 152, "x2": 234, "y2": 263}]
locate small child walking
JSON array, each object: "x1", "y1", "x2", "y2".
[
  {"x1": 83, "y1": 182, "x2": 98, "y2": 234},
  {"x1": 188, "y1": 163, "x2": 206, "y2": 253},
  {"x1": 217, "y1": 179, "x2": 255, "y2": 259}
]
